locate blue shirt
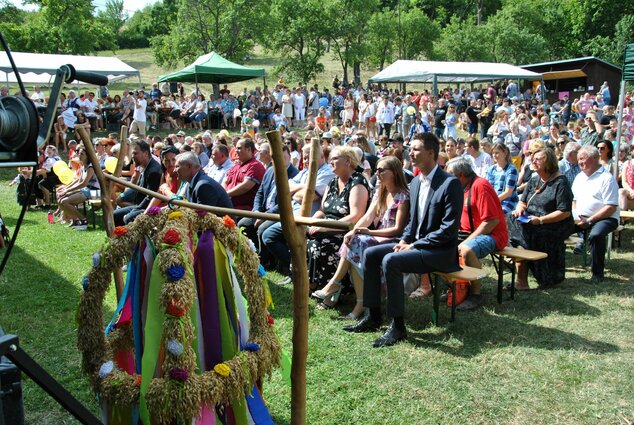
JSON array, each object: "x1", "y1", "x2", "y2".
[
  {"x1": 486, "y1": 162, "x2": 519, "y2": 214},
  {"x1": 558, "y1": 159, "x2": 580, "y2": 187}
]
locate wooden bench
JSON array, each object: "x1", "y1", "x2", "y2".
[
  {"x1": 489, "y1": 247, "x2": 547, "y2": 303},
  {"x1": 620, "y1": 210, "x2": 634, "y2": 221},
  {"x1": 82, "y1": 199, "x2": 102, "y2": 230},
  {"x1": 428, "y1": 266, "x2": 489, "y2": 325}
]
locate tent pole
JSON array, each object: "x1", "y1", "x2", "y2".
[
  {"x1": 263, "y1": 75, "x2": 266, "y2": 90},
  {"x1": 614, "y1": 79, "x2": 627, "y2": 180},
  {"x1": 433, "y1": 75, "x2": 438, "y2": 98}
]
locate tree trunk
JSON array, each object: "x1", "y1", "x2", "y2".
[{"x1": 353, "y1": 62, "x2": 361, "y2": 85}]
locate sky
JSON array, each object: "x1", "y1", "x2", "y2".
[{"x1": 6, "y1": 0, "x2": 161, "y2": 14}]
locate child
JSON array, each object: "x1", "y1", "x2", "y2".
[{"x1": 241, "y1": 109, "x2": 255, "y2": 138}]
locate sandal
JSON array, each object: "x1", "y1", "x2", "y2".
[
  {"x1": 504, "y1": 282, "x2": 531, "y2": 291},
  {"x1": 409, "y1": 287, "x2": 432, "y2": 299},
  {"x1": 316, "y1": 300, "x2": 336, "y2": 310}
]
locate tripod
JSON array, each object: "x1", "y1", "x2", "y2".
[{"x1": 0, "y1": 332, "x2": 100, "y2": 425}]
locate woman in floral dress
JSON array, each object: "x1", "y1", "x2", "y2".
[
  {"x1": 306, "y1": 146, "x2": 370, "y2": 294},
  {"x1": 312, "y1": 155, "x2": 409, "y2": 319}
]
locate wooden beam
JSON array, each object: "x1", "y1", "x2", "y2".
[
  {"x1": 265, "y1": 130, "x2": 313, "y2": 425},
  {"x1": 102, "y1": 174, "x2": 351, "y2": 230},
  {"x1": 76, "y1": 128, "x2": 125, "y2": 299}
]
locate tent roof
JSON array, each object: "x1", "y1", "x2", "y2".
[
  {"x1": 157, "y1": 52, "x2": 265, "y2": 84},
  {"x1": 0, "y1": 51, "x2": 140, "y2": 84},
  {"x1": 369, "y1": 60, "x2": 542, "y2": 83},
  {"x1": 521, "y1": 56, "x2": 621, "y2": 72}
]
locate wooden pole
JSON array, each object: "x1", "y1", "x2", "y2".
[
  {"x1": 102, "y1": 174, "x2": 351, "y2": 230},
  {"x1": 76, "y1": 127, "x2": 125, "y2": 299},
  {"x1": 265, "y1": 131, "x2": 319, "y2": 425}
]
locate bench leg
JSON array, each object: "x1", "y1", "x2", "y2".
[
  {"x1": 449, "y1": 281, "x2": 456, "y2": 322},
  {"x1": 91, "y1": 206, "x2": 96, "y2": 230},
  {"x1": 509, "y1": 259, "x2": 516, "y2": 300},
  {"x1": 430, "y1": 273, "x2": 439, "y2": 326}
]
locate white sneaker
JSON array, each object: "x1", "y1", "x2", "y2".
[
  {"x1": 72, "y1": 220, "x2": 88, "y2": 231},
  {"x1": 279, "y1": 276, "x2": 292, "y2": 285}
]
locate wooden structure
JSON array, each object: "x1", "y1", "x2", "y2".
[
  {"x1": 429, "y1": 266, "x2": 489, "y2": 324},
  {"x1": 490, "y1": 247, "x2": 548, "y2": 302},
  {"x1": 521, "y1": 56, "x2": 621, "y2": 105}
]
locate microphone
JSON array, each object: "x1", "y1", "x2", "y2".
[{"x1": 61, "y1": 64, "x2": 109, "y2": 86}]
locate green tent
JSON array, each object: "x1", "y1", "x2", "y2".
[{"x1": 157, "y1": 52, "x2": 265, "y2": 84}]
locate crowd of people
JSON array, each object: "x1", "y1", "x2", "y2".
[{"x1": 8, "y1": 77, "x2": 633, "y2": 347}]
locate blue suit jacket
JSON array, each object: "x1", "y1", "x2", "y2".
[
  {"x1": 252, "y1": 164, "x2": 299, "y2": 214},
  {"x1": 401, "y1": 167, "x2": 464, "y2": 272},
  {"x1": 188, "y1": 170, "x2": 233, "y2": 209}
]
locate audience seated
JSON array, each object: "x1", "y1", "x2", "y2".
[
  {"x1": 174, "y1": 152, "x2": 233, "y2": 209},
  {"x1": 572, "y1": 146, "x2": 620, "y2": 282},
  {"x1": 446, "y1": 157, "x2": 508, "y2": 310},
  {"x1": 343, "y1": 133, "x2": 463, "y2": 348},
  {"x1": 486, "y1": 142, "x2": 519, "y2": 214},
  {"x1": 57, "y1": 145, "x2": 100, "y2": 230},
  {"x1": 113, "y1": 140, "x2": 162, "y2": 225},
  {"x1": 508, "y1": 147, "x2": 574, "y2": 289},
  {"x1": 223, "y1": 138, "x2": 266, "y2": 211},
  {"x1": 306, "y1": 146, "x2": 370, "y2": 290},
  {"x1": 312, "y1": 155, "x2": 410, "y2": 319},
  {"x1": 262, "y1": 145, "x2": 335, "y2": 275}
]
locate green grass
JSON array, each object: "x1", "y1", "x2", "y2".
[{"x1": 0, "y1": 163, "x2": 633, "y2": 424}]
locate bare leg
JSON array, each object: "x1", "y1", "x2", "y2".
[
  {"x1": 349, "y1": 268, "x2": 366, "y2": 318},
  {"x1": 516, "y1": 261, "x2": 529, "y2": 288}
]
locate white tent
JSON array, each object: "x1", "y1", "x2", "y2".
[
  {"x1": 0, "y1": 51, "x2": 141, "y2": 86},
  {"x1": 369, "y1": 60, "x2": 542, "y2": 84}
]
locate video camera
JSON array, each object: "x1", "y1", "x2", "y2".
[{"x1": 0, "y1": 63, "x2": 108, "y2": 167}]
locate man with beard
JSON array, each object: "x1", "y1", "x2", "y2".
[{"x1": 113, "y1": 140, "x2": 162, "y2": 225}]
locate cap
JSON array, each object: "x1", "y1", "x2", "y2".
[
  {"x1": 177, "y1": 130, "x2": 186, "y2": 136},
  {"x1": 68, "y1": 139, "x2": 78, "y2": 145},
  {"x1": 322, "y1": 132, "x2": 332, "y2": 139}
]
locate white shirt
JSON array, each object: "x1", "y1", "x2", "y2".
[
  {"x1": 292, "y1": 93, "x2": 306, "y2": 109},
  {"x1": 377, "y1": 101, "x2": 395, "y2": 124},
  {"x1": 133, "y1": 98, "x2": 147, "y2": 122},
  {"x1": 572, "y1": 167, "x2": 619, "y2": 221},
  {"x1": 417, "y1": 164, "x2": 438, "y2": 237},
  {"x1": 469, "y1": 151, "x2": 493, "y2": 178},
  {"x1": 204, "y1": 158, "x2": 234, "y2": 185},
  {"x1": 30, "y1": 91, "x2": 45, "y2": 103},
  {"x1": 84, "y1": 98, "x2": 98, "y2": 117}
]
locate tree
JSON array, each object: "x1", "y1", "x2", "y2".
[
  {"x1": 119, "y1": 0, "x2": 177, "y2": 49},
  {"x1": 365, "y1": 9, "x2": 398, "y2": 71},
  {"x1": 262, "y1": 0, "x2": 327, "y2": 83},
  {"x1": 97, "y1": 0, "x2": 127, "y2": 35},
  {"x1": 15, "y1": 0, "x2": 116, "y2": 54},
  {"x1": 585, "y1": 15, "x2": 634, "y2": 66},
  {"x1": 326, "y1": 0, "x2": 378, "y2": 84},
  {"x1": 399, "y1": 7, "x2": 440, "y2": 60},
  {"x1": 151, "y1": 0, "x2": 264, "y2": 68},
  {"x1": 433, "y1": 17, "x2": 491, "y2": 62}
]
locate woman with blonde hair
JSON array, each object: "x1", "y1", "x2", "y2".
[
  {"x1": 312, "y1": 155, "x2": 409, "y2": 318},
  {"x1": 306, "y1": 145, "x2": 370, "y2": 291}
]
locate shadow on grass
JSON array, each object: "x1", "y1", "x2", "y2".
[
  {"x1": 0, "y1": 244, "x2": 116, "y2": 421},
  {"x1": 407, "y1": 310, "x2": 619, "y2": 358},
  {"x1": 403, "y1": 280, "x2": 621, "y2": 357}
]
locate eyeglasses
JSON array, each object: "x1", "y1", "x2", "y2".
[
  {"x1": 557, "y1": 141, "x2": 566, "y2": 145},
  {"x1": 597, "y1": 145, "x2": 607, "y2": 151}
]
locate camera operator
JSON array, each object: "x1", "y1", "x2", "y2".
[{"x1": 130, "y1": 90, "x2": 147, "y2": 137}]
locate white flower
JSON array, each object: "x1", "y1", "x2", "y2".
[{"x1": 98, "y1": 361, "x2": 114, "y2": 378}]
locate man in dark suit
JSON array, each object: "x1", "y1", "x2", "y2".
[
  {"x1": 174, "y1": 152, "x2": 233, "y2": 210},
  {"x1": 114, "y1": 140, "x2": 162, "y2": 225},
  {"x1": 343, "y1": 132, "x2": 464, "y2": 347}
]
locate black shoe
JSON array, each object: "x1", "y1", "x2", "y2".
[
  {"x1": 439, "y1": 291, "x2": 448, "y2": 302},
  {"x1": 372, "y1": 322, "x2": 407, "y2": 348},
  {"x1": 342, "y1": 315, "x2": 381, "y2": 333},
  {"x1": 590, "y1": 274, "x2": 604, "y2": 283},
  {"x1": 456, "y1": 294, "x2": 483, "y2": 311}
]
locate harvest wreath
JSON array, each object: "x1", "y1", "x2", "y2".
[{"x1": 77, "y1": 207, "x2": 280, "y2": 424}]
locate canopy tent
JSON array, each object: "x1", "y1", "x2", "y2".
[
  {"x1": 0, "y1": 51, "x2": 140, "y2": 86},
  {"x1": 369, "y1": 60, "x2": 542, "y2": 94},
  {"x1": 157, "y1": 52, "x2": 265, "y2": 85}
]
